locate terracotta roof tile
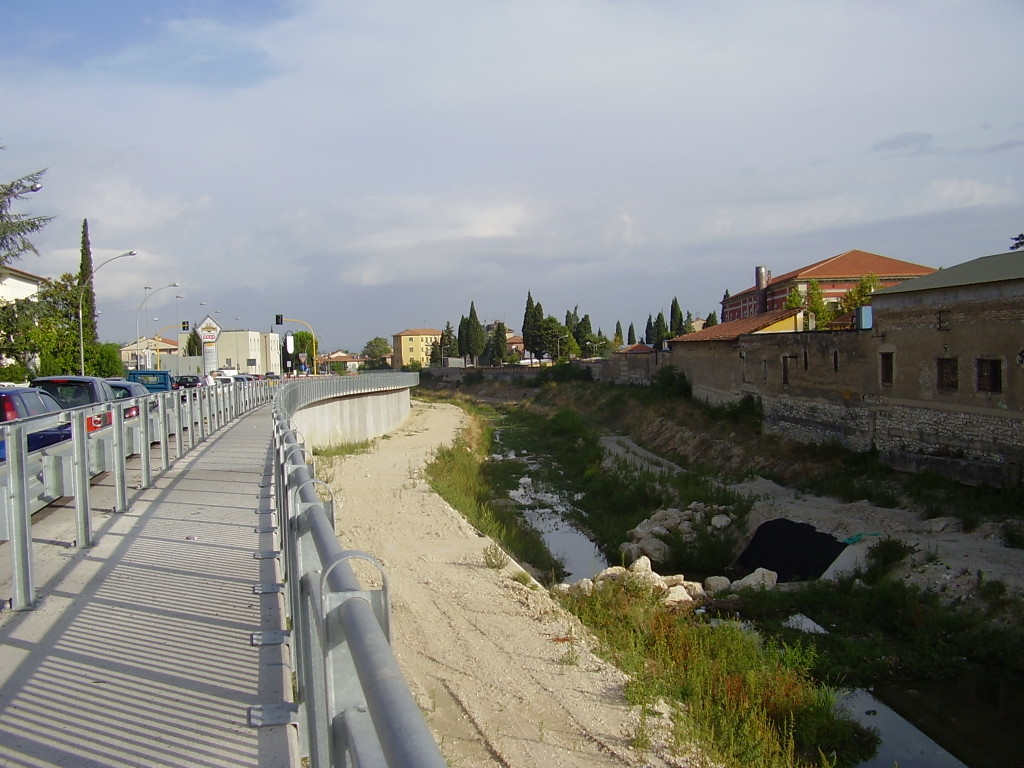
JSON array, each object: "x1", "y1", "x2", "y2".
[
  {"x1": 730, "y1": 250, "x2": 935, "y2": 299},
  {"x1": 670, "y1": 308, "x2": 802, "y2": 342}
]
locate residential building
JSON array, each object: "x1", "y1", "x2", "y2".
[
  {"x1": 0, "y1": 264, "x2": 46, "y2": 303},
  {"x1": 120, "y1": 336, "x2": 179, "y2": 370},
  {"x1": 721, "y1": 249, "x2": 935, "y2": 322},
  {"x1": 392, "y1": 328, "x2": 441, "y2": 369}
]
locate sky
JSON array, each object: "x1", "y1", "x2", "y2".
[{"x1": 1, "y1": 0, "x2": 1021, "y2": 353}]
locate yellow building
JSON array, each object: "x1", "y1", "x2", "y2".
[{"x1": 392, "y1": 328, "x2": 441, "y2": 369}]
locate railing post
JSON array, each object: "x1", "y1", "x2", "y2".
[
  {"x1": 71, "y1": 410, "x2": 93, "y2": 547},
  {"x1": 7, "y1": 424, "x2": 35, "y2": 609},
  {"x1": 111, "y1": 403, "x2": 129, "y2": 513}
]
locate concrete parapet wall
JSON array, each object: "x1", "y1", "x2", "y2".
[{"x1": 291, "y1": 387, "x2": 411, "y2": 449}]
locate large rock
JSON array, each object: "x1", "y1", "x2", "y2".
[{"x1": 731, "y1": 567, "x2": 778, "y2": 591}]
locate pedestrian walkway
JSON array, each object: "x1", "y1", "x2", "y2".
[{"x1": 0, "y1": 406, "x2": 294, "y2": 768}]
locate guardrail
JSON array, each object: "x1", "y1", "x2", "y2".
[
  {"x1": 1, "y1": 381, "x2": 274, "y2": 610},
  {"x1": 271, "y1": 372, "x2": 447, "y2": 768}
]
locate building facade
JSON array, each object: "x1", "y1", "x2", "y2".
[
  {"x1": 392, "y1": 329, "x2": 441, "y2": 369},
  {"x1": 721, "y1": 250, "x2": 935, "y2": 322}
]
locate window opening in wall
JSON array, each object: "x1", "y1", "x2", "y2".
[
  {"x1": 803, "y1": 350, "x2": 808, "y2": 370},
  {"x1": 977, "y1": 358, "x2": 1002, "y2": 393},
  {"x1": 936, "y1": 357, "x2": 958, "y2": 391},
  {"x1": 833, "y1": 350, "x2": 839, "y2": 372},
  {"x1": 879, "y1": 352, "x2": 894, "y2": 385},
  {"x1": 782, "y1": 356, "x2": 790, "y2": 386}
]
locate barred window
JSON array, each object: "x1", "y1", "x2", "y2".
[
  {"x1": 977, "y1": 358, "x2": 1002, "y2": 393},
  {"x1": 879, "y1": 352, "x2": 894, "y2": 385},
  {"x1": 936, "y1": 358, "x2": 958, "y2": 391}
]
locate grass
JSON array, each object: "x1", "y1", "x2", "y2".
[
  {"x1": 560, "y1": 579, "x2": 873, "y2": 767},
  {"x1": 313, "y1": 439, "x2": 375, "y2": 458},
  {"x1": 422, "y1": 400, "x2": 565, "y2": 580}
]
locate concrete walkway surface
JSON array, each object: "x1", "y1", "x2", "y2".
[{"x1": 0, "y1": 407, "x2": 295, "y2": 768}]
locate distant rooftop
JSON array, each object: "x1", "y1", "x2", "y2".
[{"x1": 874, "y1": 251, "x2": 1024, "y2": 295}]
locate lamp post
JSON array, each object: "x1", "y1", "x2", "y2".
[
  {"x1": 135, "y1": 281, "x2": 179, "y2": 370},
  {"x1": 78, "y1": 250, "x2": 136, "y2": 375},
  {"x1": 556, "y1": 334, "x2": 569, "y2": 362}
]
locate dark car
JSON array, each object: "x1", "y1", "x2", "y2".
[
  {"x1": 108, "y1": 380, "x2": 155, "y2": 418},
  {"x1": 29, "y1": 376, "x2": 117, "y2": 432},
  {"x1": 0, "y1": 387, "x2": 73, "y2": 461},
  {"x1": 174, "y1": 375, "x2": 204, "y2": 388}
]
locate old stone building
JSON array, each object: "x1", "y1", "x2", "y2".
[{"x1": 665, "y1": 251, "x2": 1024, "y2": 486}]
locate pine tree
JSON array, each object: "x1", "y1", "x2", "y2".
[
  {"x1": 705, "y1": 311, "x2": 718, "y2": 327},
  {"x1": 614, "y1": 321, "x2": 624, "y2": 347},
  {"x1": 1, "y1": 159, "x2": 53, "y2": 263},
  {"x1": 627, "y1": 323, "x2": 636, "y2": 345},
  {"x1": 653, "y1": 311, "x2": 668, "y2": 347},
  {"x1": 644, "y1": 315, "x2": 655, "y2": 345}
]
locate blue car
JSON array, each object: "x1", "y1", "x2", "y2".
[{"x1": 0, "y1": 387, "x2": 73, "y2": 461}]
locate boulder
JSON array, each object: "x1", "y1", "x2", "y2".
[
  {"x1": 703, "y1": 575, "x2": 732, "y2": 594},
  {"x1": 731, "y1": 567, "x2": 778, "y2": 591}
]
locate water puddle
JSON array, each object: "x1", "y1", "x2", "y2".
[{"x1": 508, "y1": 475, "x2": 607, "y2": 580}]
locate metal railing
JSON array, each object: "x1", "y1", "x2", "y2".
[
  {"x1": 1, "y1": 381, "x2": 274, "y2": 610},
  {"x1": 271, "y1": 373, "x2": 447, "y2": 768}
]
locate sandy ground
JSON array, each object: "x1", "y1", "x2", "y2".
[{"x1": 324, "y1": 401, "x2": 689, "y2": 768}]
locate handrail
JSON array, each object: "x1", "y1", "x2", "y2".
[
  {"x1": 271, "y1": 373, "x2": 447, "y2": 768},
  {"x1": 1, "y1": 382, "x2": 275, "y2": 610}
]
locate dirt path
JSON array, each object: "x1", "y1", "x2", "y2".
[{"x1": 324, "y1": 400, "x2": 687, "y2": 768}]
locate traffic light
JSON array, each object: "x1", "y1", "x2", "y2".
[
  {"x1": 275, "y1": 314, "x2": 283, "y2": 325},
  {"x1": 181, "y1": 321, "x2": 189, "y2": 331}
]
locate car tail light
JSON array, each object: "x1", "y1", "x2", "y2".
[
  {"x1": 1, "y1": 397, "x2": 20, "y2": 422},
  {"x1": 87, "y1": 414, "x2": 106, "y2": 432},
  {"x1": 126, "y1": 406, "x2": 139, "y2": 419}
]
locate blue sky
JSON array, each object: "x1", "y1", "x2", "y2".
[{"x1": 2, "y1": 0, "x2": 1021, "y2": 352}]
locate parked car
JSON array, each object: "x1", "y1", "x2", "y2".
[
  {"x1": 0, "y1": 387, "x2": 73, "y2": 461},
  {"x1": 29, "y1": 376, "x2": 117, "y2": 432},
  {"x1": 108, "y1": 380, "x2": 155, "y2": 418},
  {"x1": 173, "y1": 374, "x2": 204, "y2": 389}
]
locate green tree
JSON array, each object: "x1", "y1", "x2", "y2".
[
  {"x1": 1010, "y1": 233, "x2": 1024, "y2": 251},
  {"x1": 94, "y1": 343, "x2": 125, "y2": 377},
  {"x1": 670, "y1": 297, "x2": 684, "y2": 336},
  {"x1": 532, "y1": 315, "x2": 576, "y2": 361},
  {"x1": 522, "y1": 292, "x2": 543, "y2": 357},
  {"x1": 482, "y1": 321, "x2": 510, "y2": 366},
  {"x1": 572, "y1": 313, "x2": 593, "y2": 349},
  {"x1": 627, "y1": 323, "x2": 636, "y2": 345},
  {"x1": 682, "y1": 310, "x2": 695, "y2": 335},
  {"x1": 782, "y1": 285, "x2": 804, "y2": 309},
  {"x1": 804, "y1": 279, "x2": 834, "y2": 329},
  {"x1": 78, "y1": 220, "x2": 97, "y2": 352},
  {"x1": 361, "y1": 337, "x2": 391, "y2": 368},
  {"x1": 463, "y1": 302, "x2": 486, "y2": 364},
  {"x1": 837, "y1": 272, "x2": 882, "y2": 315},
  {"x1": 704, "y1": 311, "x2": 718, "y2": 327},
  {"x1": 1, "y1": 156, "x2": 53, "y2": 263},
  {"x1": 644, "y1": 315, "x2": 654, "y2": 345},
  {"x1": 186, "y1": 328, "x2": 202, "y2": 356},
  {"x1": 613, "y1": 321, "x2": 624, "y2": 347},
  {"x1": 440, "y1": 322, "x2": 458, "y2": 358},
  {"x1": 653, "y1": 311, "x2": 669, "y2": 348}
]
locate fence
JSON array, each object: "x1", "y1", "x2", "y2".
[
  {"x1": 271, "y1": 372, "x2": 448, "y2": 768},
  {"x1": 0, "y1": 381, "x2": 273, "y2": 610}
]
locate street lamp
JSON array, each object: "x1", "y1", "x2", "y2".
[
  {"x1": 78, "y1": 250, "x2": 136, "y2": 375},
  {"x1": 135, "y1": 281, "x2": 179, "y2": 370},
  {"x1": 556, "y1": 334, "x2": 569, "y2": 362}
]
